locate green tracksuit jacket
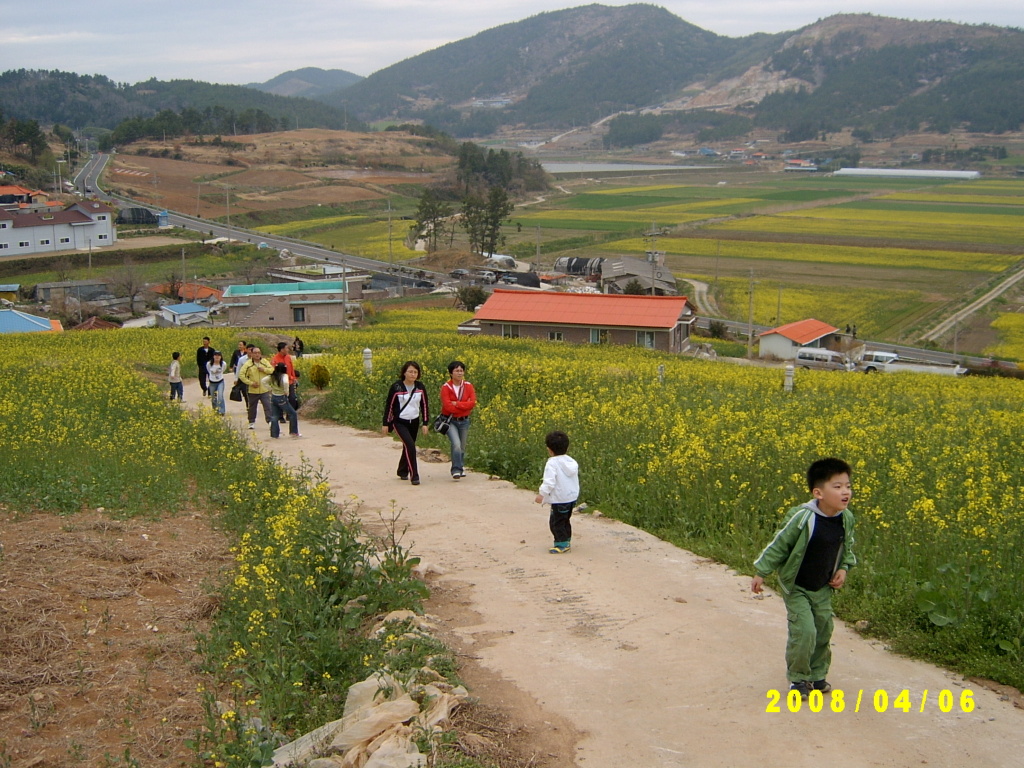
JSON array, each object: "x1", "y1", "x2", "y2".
[{"x1": 753, "y1": 501, "x2": 856, "y2": 595}]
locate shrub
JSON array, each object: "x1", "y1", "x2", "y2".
[{"x1": 308, "y1": 363, "x2": 331, "y2": 390}]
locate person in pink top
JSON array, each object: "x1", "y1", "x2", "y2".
[{"x1": 440, "y1": 360, "x2": 477, "y2": 479}]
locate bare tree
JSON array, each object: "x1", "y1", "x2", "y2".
[{"x1": 110, "y1": 259, "x2": 147, "y2": 310}]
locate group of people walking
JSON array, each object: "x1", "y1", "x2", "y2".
[
  {"x1": 169, "y1": 337, "x2": 302, "y2": 438},
  {"x1": 381, "y1": 360, "x2": 477, "y2": 485}
]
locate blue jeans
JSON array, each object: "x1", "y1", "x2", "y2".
[
  {"x1": 270, "y1": 394, "x2": 299, "y2": 437},
  {"x1": 169, "y1": 382, "x2": 183, "y2": 400},
  {"x1": 446, "y1": 416, "x2": 470, "y2": 475},
  {"x1": 209, "y1": 379, "x2": 225, "y2": 414}
]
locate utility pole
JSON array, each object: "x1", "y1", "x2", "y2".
[
  {"x1": 643, "y1": 222, "x2": 664, "y2": 296},
  {"x1": 746, "y1": 270, "x2": 757, "y2": 359},
  {"x1": 387, "y1": 198, "x2": 393, "y2": 266}
]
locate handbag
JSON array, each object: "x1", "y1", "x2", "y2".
[
  {"x1": 433, "y1": 413, "x2": 452, "y2": 435},
  {"x1": 229, "y1": 381, "x2": 244, "y2": 402}
]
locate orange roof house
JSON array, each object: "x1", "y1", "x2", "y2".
[
  {"x1": 758, "y1": 318, "x2": 842, "y2": 360},
  {"x1": 471, "y1": 290, "x2": 696, "y2": 353}
]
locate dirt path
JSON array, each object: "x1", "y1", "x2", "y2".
[{"x1": 192, "y1": 381, "x2": 1024, "y2": 767}]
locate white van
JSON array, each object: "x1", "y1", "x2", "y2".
[
  {"x1": 794, "y1": 347, "x2": 854, "y2": 372},
  {"x1": 859, "y1": 350, "x2": 899, "y2": 373}
]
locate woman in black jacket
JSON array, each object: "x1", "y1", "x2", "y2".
[{"x1": 381, "y1": 361, "x2": 430, "y2": 485}]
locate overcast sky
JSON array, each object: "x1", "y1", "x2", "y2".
[{"x1": 3, "y1": 1, "x2": 1020, "y2": 85}]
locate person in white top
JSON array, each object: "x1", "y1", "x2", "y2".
[{"x1": 535, "y1": 430, "x2": 580, "y2": 554}]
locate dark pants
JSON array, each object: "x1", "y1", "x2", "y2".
[
  {"x1": 393, "y1": 418, "x2": 421, "y2": 481},
  {"x1": 247, "y1": 391, "x2": 272, "y2": 424},
  {"x1": 549, "y1": 500, "x2": 575, "y2": 548},
  {"x1": 270, "y1": 394, "x2": 299, "y2": 437},
  {"x1": 198, "y1": 367, "x2": 209, "y2": 395}
]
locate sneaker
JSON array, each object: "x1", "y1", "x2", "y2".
[
  {"x1": 248, "y1": 422, "x2": 256, "y2": 430},
  {"x1": 411, "y1": 478, "x2": 421, "y2": 485},
  {"x1": 290, "y1": 433, "x2": 301, "y2": 439},
  {"x1": 812, "y1": 679, "x2": 832, "y2": 693},
  {"x1": 459, "y1": 471, "x2": 467, "y2": 478},
  {"x1": 548, "y1": 545, "x2": 571, "y2": 554},
  {"x1": 452, "y1": 472, "x2": 461, "y2": 480},
  {"x1": 789, "y1": 681, "x2": 813, "y2": 698},
  {"x1": 398, "y1": 473, "x2": 409, "y2": 481}
]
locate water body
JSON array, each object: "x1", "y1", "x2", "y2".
[{"x1": 542, "y1": 162, "x2": 717, "y2": 173}]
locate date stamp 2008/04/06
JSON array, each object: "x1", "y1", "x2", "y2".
[{"x1": 766, "y1": 688, "x2": 975, "y2": 714}]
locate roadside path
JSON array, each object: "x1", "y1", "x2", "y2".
[{"x1": 186, "y1": 380, "x2": 1024, "y2": 767}]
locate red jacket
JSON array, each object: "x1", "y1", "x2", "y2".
[
  {"x1": 440, "y1": 380, "x2": 476, "y2": 418},
  {"x1": 271, "y1": 351, "x2": 297, "y2": 384}
]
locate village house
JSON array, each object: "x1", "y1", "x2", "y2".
[
  {"x1": 159, "y1": 302, "x2": 211, "y2": 327},
  {"x1": 0, "y1": 308, "x2": 63, "y2": 334},
  {"x1": 470, "y1": 290, "x2": 696, "y2": 353},
  {"x1": 758, "y1": 318, "x2": 847, "y2": 360},
  {"x1": 0, "y1": 200, "x2": 117, "y2": 256},
  {"x1": 221, "y1": 281, "x2": 354, "y2": 328}
]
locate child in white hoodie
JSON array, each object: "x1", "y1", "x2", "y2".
[{"x1": 535, "y1": 430, "x2": 580, "y2": 554}]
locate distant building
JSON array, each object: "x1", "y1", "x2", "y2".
[
  {"x1": 834, "y1": 168, "x2": 981, "y2": 180},
  {"x1": 0, "y1": 283, "x2": 19, "y2": 303},
  {"x1": 159, "y1": 302, "x2": 211, "y2": 327},
  {"x1": 758, "y1": 318, "x2": 843, "y2": 360},
  {"x1": 222, "y1": 281, "x2": 354, "y2": 328},
  {"x1": 0, "y1": 308, "x2": 62, "y2": 334},
  {"x1": 471, "y1": 290, "x2": 695, "y2": 353},
  {"x1": 0, "y1": 200, "x2": 116, "y2": 256},
  {"x1": 34, "y1": 279, "x2": 111, "y2": 304}
]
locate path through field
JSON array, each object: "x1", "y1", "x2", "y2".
[{"x1": 196, "y1": 381, "x2": 1024, "y2": 767}]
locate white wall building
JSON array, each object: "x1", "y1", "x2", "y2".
[{"x1": 0, "y1": 201, "x2": 117, "y2": 257}]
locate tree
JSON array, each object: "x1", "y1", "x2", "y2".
[
  {"x1": 623, "y1": 278, "x2": 645, "y2": 295},
  {"x1": 413, "y1": 189, "x2": 453, "y2": 253},
  {"x1": 110, "y1": 259, "x2": 147, "y2": 309},
  {"x1": 480, "y1": 186, "x2": 514, "y2": 257},
  {"x1": 455, "y1": 285, "x2": 488, "y2": 312}
]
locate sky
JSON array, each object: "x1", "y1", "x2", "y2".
[{"x1": 2, "y1": 0, "x2": 1020, "y2": 85}]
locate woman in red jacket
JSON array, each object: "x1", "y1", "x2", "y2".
[{"x1": 440, "y1": 360, "x2": 477, "y2": 479}]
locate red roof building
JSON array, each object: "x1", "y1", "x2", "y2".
[
  {"x1": 758, "y1": 318, "x2": 843, "y2": 360},
  {"x1": 471, "y1": 290, "x2": 696, "y2": 352}
]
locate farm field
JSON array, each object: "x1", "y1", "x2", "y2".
[{"x1": 4, "y1": 313, "x2": 1024, "y2": 764}]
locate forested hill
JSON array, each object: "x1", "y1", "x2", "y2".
[
  {"x1": 245, "y1": 67, "x2": 363, "y2": 100},
  {"x1": 327, "y1": 5, "x2": 1024, "y2": 138},
  {"x1": 0, "y1": 70, "x2": 357, "y2": 132}
]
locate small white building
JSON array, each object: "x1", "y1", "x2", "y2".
[
  {"x1": 160, "y1": 302, "x2": 210, "y2": 326},
  {"x1": 758, "y1": 318, "x2": 840, "y2": 360},
  {"x1": 833, "y1": 168, "x2": 981, "y2": 180}
]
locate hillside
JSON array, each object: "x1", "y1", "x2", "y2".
[
  {"x1": 327, "y1": 5, "x2": 1024, "y2": 139},
  {"x1": 0, "y1": 70, "x2": 358, "y2": 133},
  {"x1": 246, "y1": 67, "x2": 363, "y2": 100}
]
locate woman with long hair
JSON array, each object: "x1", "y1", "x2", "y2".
[
  {"x1": 265, "y1": 362, "x2": 300, "y2": 438},
  {"x1": 206, "y1": 351, "x2": 227, "y2": 415},
  {"x1": 382, "y1": 361, "x2": 429, "y2": 485}
]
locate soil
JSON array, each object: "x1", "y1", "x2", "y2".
[{"x1": 3, "y1": 378, "x2": 1024, "y2": 768}]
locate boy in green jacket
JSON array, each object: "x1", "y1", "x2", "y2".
[{"x1": 751, "y1": 457, "x2": 856, "y2": 698}]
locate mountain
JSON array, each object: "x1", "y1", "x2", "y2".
[
  {"x1": 324, "y1": 4, "x2": 1024, "y2": 138},
  {"x1": 0, "y1": 70, "x2": 359, "y2": 132},
  {"x1": 246, "y1": 67, "x2": 362, "y2": 100}
]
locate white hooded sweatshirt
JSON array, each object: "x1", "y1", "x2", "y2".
[{"x1": 538, "y1": 454, "x2": 580, "y2": 504}]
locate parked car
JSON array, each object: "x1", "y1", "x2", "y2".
[
  {"x1": 450, "y1": 268, "x2": 470, "y2": 279},
  {"x1": 858, "y1": 350, "x2": 899, "y2": 373},
  {"x1": 477, "y1": 270, "x2": 497, "y2": 284},
  {"x1": 499, "y1": 274, "x2": 518, "y2": 285},
  {"x1": 794, "y1": 347, "x2": 854, "y2": 372}
]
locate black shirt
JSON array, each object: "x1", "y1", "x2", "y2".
[{"x1": 795, "y1": 511, "x2": 845, "y2": 591}]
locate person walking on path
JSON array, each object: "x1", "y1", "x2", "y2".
[
  {"x1": 751, "y1": 457, "x2": 856, "y2": 699},
  {"x1": 206, "y1": 350, "x2": 227, "y2": 415},
  {"x1": 292, "y1": 337, "x2": 305, "y2": 358},
  {"x1": 271, "y1": 341, "x2": 298, "y2": 417},
  {"x1": 239, "y1": 346, "x2": 274, "y2": 430},
  {"x1": 168, "y1": 351, "x2": 184, "y2": 401},
  {"x1": 382, "y1": 361, "x2": 429, "y2": 485},
  {"x1": 231, "y1": 342, "x2": 250, "y2": 408},
  {"x1": 439, "y1": 360, "x2": 477, "y2": 479},
  {"x1": 196, "y1": 337, "x2": 215, "y2": 396},
  {"x1": 535, "y1": 430, "x2": 579, "y2": 554},
  {"x1": 265, "y1": 362, "x2": 300, "y2": 438}
]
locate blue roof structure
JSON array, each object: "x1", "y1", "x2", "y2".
[
  {"x1": 0, "y1": 309, "x2": 57, "y2": 333},
  {"x1": 164, "y1": 302, "x2": 208, "y2": 315}
]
